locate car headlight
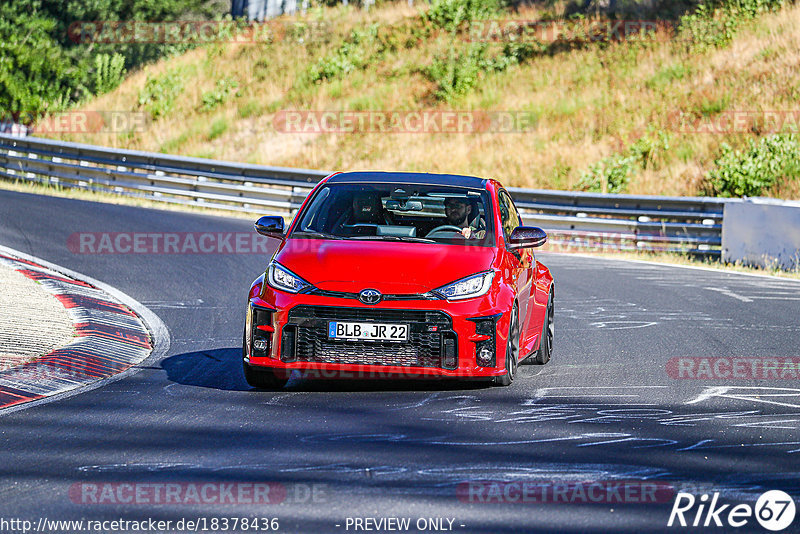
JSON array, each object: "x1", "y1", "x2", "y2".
[
  {"x1": 434, "y1": 271, "x2": 494, "y2": 301},
  {"x1": 267, "y1": 261, "x2": 312, "y2": 293}
]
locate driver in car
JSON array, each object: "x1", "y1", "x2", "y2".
[
  {"x1": 443, "y1": 197, "x2": 485, "y2": 239},
  {"x1": 332, "y1": 191, "x2": 391, "y2": 231}
]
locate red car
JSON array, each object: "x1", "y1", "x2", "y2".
[{"x1": 243, "y1": 172, "x2": 554, "y2": 388}]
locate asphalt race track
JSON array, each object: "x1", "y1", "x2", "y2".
[{"x1": 1, "y1": 188, "x2": 799, "y2": 533}]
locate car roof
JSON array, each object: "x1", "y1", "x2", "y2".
[{"x1": 326, "y1": 171, "x2": 488, "y2": 189}]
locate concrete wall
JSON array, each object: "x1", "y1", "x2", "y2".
[{"x1": 722, "y1": 198, "x2": 800, "y2": 270}]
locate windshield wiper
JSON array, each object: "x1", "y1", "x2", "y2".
[
  {"x1": 393, "y1": 236, "x2": 437, "y2": 243},
  {"x1": 347, "y1": 235, "x2": 437, "y2": 243},
  {"x1": 293, "y1": 230, "x2": 345, "y2": 240}
]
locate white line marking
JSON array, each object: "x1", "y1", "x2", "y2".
[
  {"x1": 685, "y1": 386, "x2": 732, "y2": 405},
  {"x1": 703, "y1": 287, "x2": 754, "y2": 302},
  {"x1": 676, "y1": 439, "x2": 715, "y2": 451},
  {"x1": 591, "y1": 320, "x2": 658, "y2": 329},
  {"x1": 722, "y1": 395, "x2": 800, "y2": 409},
  {"x1": 532, "y1": 394, "x2": 643, "y2": 398},
  {"x1": 733, "y1": 419, "x2": 800, "y2": 429},
  {"x1": 685, "y1": 386, "x2": 800, "y2": 409}
]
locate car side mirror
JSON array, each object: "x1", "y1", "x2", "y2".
[
  {"x1": 507, "y1": 226, "x2": 547, "y2": 250},
  {"x1": 254, "y1": 216, "x2": 285, "y2": 239}
]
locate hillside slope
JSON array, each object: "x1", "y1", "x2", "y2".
[{"x1": 42, "y1": 0, "x2": 800, "y2": 197}]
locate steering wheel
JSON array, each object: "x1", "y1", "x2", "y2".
[{"x1": 426, "y1": 225, "x2": 465, "y2": 238}]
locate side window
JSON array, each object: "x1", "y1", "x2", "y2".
[
  {"x1": 498, "y1": 191, "x2": 521, "y2": 240},
  {"x1": 497, "y1": 193, "x2": 510, "y2": 238},
  {"x1": 299, "y1": 188, "x2": 330, "y2": 232}
]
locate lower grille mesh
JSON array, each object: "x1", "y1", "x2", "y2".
[{"x1": 283, "y1": 306, "x2": 455, "y2": 369}]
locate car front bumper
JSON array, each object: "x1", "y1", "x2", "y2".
[{"x1": 245, "y1": 288, "x2": 513, "y2": 379}]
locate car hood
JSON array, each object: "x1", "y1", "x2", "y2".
[{"x1": 275, "y1": 238, "x2": 496, "y2": 294}]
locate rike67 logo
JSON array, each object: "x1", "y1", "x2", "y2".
[{"x1": 668, "y1": 490, "x2": 796, "y2": 531}]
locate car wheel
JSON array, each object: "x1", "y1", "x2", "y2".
[
  {"x1": 242, "y1": 329, "x2": 288, "y2": 389},
  {"x1": 494, "y1": 305, "x2": 519, "y2": 387},
  {"x1": 533, "y1": 290, "x2": 554, "y2": 365}
]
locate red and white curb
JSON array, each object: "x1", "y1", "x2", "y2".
[{"x1": 0, "y1": 246, "x2": 169, "y2": 410}]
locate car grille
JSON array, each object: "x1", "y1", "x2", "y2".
[{"x1": 282, "y1": 305, "x2": 457, "y2": 369}]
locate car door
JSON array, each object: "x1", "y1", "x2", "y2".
[{"x1": 497, "y1": 190, "x2": 535, "y2": 351}]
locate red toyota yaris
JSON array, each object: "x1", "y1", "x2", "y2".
[{"x1": 243, "y1": 171, "x2": 554, "y2": 388}]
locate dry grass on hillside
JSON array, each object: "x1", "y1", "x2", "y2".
[{"x1": 46, "y1": 2, "x2": 800, "y2": 196}]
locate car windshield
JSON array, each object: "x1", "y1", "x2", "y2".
[{"x1": 293, "y1": 183, "x2": 494, "y2": 246}]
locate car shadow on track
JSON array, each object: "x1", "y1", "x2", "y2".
[
  {"x1": 161, "y1": 347, "x2": 250, "y2": 392},
  {"x1": 283, "y1": 376, "x2": 493, "y2": 393},
  {"x1": 161, "y1": 347, "x2": 508, "y2": 392}
]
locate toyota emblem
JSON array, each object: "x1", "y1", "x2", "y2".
[{"x1": 358, "y1": 289, "x2": 382, "y2": 305}]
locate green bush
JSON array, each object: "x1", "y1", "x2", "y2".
[
  {"x1": 704, "y1": 134, "x2": 800, "y2": 197},
  {"x1": 679, "y1": 0, "x2": 787, "y2": 50},
  {"x1": 0, "y1": 0, "x2": 220, "y2": 116},
  {"x1": 577, "y1": 154, "x2": 638, "y2": 193},
  {"x1": 423, "y1": 0, "x2": 504, "y2": 33},
  {"x1": 137, "y1": 69, "x2": 187, "y2": 119},
  {"x1": 199, "y1": 77, "x2": 240, "y2": 112},
  {"x1": 307, "y1": 24, "x2": 380, "y2": 83},
  {"x1": 628, "y1": 129, "x2": 672, "y2": 170},
  {"x1": 577, "y1": 130, "x2": 672, "y2": 193},
  {"x1": 93, "y1": 53, "x2": 126, "y2": 95},
  {"x1": 427, "y1": 40, "x2": 538, "y2": 102},
  {"x1": 0, "y1": 3, "x2": 75, "y2": 115},
  {"x1": 427, "y1": 44, "x2": 488, "y2": 102},
  {"x1": 489, "y1": 41, "x2": 540, "y2": 71},
  {"x1": 722, "y1": 0, "x2": 787, "y2": 17}
]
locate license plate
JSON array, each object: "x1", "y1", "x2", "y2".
[{"x1": 328, "y1": 321, "x2": 409, "y2": 342}]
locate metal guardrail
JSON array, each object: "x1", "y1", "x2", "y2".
[
  {"x1": 508, "y1": 187, "x2": 729, "y2": 256},
  {"x1": 0, "y1": 133, "x2": 732, "y2": 256}
]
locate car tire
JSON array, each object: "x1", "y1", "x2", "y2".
[
  {"x1": 494, "y1": 305, "x2": 519, "y2": 387},
  {"x1": 242, "y1": 329, "x2": 288, "y2": 389},
  {"x1": 532, "y1": 289, "x2": 554, "y2": 365}
]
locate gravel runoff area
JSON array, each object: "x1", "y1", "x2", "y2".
[{"x1": 0, "y1": 263, "x2": 74, "y2": 370}]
